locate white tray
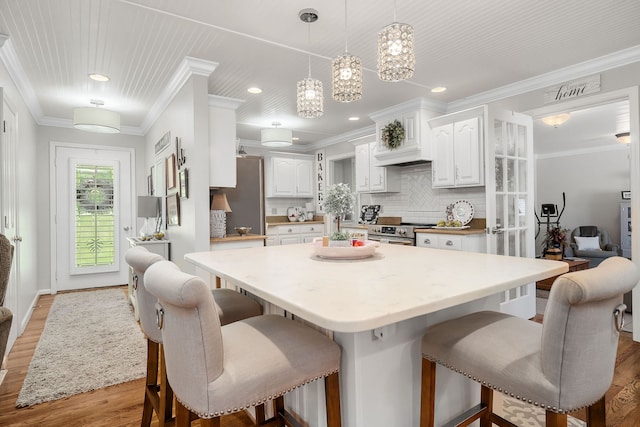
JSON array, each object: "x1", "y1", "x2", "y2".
[{"x1": 311, "y1": 239, "x2": 380, "y2": 260}]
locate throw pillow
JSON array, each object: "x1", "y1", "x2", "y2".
[{"x1": 574, "y1": 236, "x2": 601, "y2": 251}]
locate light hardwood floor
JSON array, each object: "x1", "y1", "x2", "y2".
[{"x1": 0, "y1": 290, "x2": 638, "y2": 426}]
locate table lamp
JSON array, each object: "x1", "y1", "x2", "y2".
[
  {"x1": 210, "y1": 191, "x2": 232, "y2": 238},
  {"x1": 137, "y1": 196, "x2": 160, "y2": 240}
]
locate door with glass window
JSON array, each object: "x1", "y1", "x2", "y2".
[
  {"x1": 485, "y1": 109, "x2": 536, "y2": 318},
  {"x1": 53, "y1": 145, "x2": 133, "y2": 292}
]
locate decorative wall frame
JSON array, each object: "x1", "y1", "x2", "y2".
[
  {"x1": 155, "y1": 131, "x2": 171, "y2": 154},
  {"x1": 179, "y1": 168, "x2": 189, "y2": 199},
  {"x1": 166, "y1": 192, "x2": 180, "y2": 226},
  {"x1": 621, "y1": 190, "x2": 631, "y2": 200},
  {"x1": 166, "y1": 153, "x2": 177, "y2": 190}
]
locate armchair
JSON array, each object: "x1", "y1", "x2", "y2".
[
  {"x1": 570, "y1": 225, "x2": 619, "y2": 267},
  {"x1": 0, "y1": 234, "x2": 14, "y2": 370}
]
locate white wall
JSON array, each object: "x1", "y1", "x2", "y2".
[
  {"x1": 534, "y1": 146, "x2": 630, "y2": 254},
  {"x1": 144, "y1": 75, "x2": 210, "y2": 274}
]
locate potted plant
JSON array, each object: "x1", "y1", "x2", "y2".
[
  {"x1": 544, "y1": 226, "x2": 569, "y2": 260},
  {"x1": 328, "y1": 230, "x2": 351, "y2": 247},
  {"x1": 322, "y1": 183, "x2": 356, "y2": 233}
]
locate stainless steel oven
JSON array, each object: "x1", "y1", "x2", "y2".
[{"x1": 366, "y1": 223, "x2": 436, "y2": 245}]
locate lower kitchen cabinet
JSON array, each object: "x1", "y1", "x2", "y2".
[
  {"x1": 416, "y1": 232, "x2": 486, "y2": 253},
  {"x1": 266, "y1": 223, "x2": 325, "y2": 245}
]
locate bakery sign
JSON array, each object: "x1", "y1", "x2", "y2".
[{"x1": 544, "y1": 74, "x2": 600, "y2": 104}]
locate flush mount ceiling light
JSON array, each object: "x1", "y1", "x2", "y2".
[
  {"x1": 89, "y1": 73, "x2": 110, "y2": 82},
  {"x1": 616, "y1": 132, "x2": 630, "y2": 144},
  {"x1": 431, "y1": 86, "x2": 447, "y2": 93},
  {"x1": 331, "y1": 0, "x2": 362, "y2": 103},
  {"x1": 377, "y1": 0, "x2": 415, "y2": 82},
  {"x1": 541, "y1": 113, "x2": 570, "y2": 127},
  {"x1": 261, "y1": 122, "x2": 293, "y2": 147},
  {"x1": 247, "y1": 86, "x2": 262, "y2": 94},
  {"x1": 297, "y1": 9, "x2": 323, "y2": 118},
  {"x1": 73, "y1": 99, "x2": 120, "y2": 133}
]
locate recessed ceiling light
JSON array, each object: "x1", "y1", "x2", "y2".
[
  {"x1": 348, "y1": 116, "x2": 360, "y2": 121},
  {"x1": 431, "y1": 86, "x2": 447, "y2": 93},
  {"x1": 247, "y1": 87, "x2": 262, "y2": 94},
  {"x1": 292, "y1": 137, "x2": 300, "y2": 141},
  {"x1": 89, "y1": 73, "x2": 110, "y2": 82}
]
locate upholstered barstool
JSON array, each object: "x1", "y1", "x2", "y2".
[
  {"x1": 125, "y1": 246, "x2": 262, "y2": 427},
  {"x1": 144, "y1": 259, "x2": 342, "y2": 427},
  {"x1": 0, "y1": 234, "x2": 14, "y2": 370},
  {"x1": 420, "y1": 256, "x2": 639, "y2": 427}
]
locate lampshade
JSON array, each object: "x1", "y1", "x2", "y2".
[
  {"x1": 261, "y1": 123, "x2": 293, "y2": 147},
  {"x1": 332, "y1": 0, "x2": 362, "y2": 103},
  {"x1": 377, "y1": 22, "x2": 415, "y2": 82},
  {"x1": 616, "y1": 132, "x2": 630, "y2": 144},
  {"x1": 541, "y1": 113, "x2": 570, "y2": 127},
  {"x1": 73, "y1": 106, "x2": 120, "y2": 133},
  {"x1": 137, "y1": 196, "x2": 160, "y2": 218},
  {"x1": 211, "y1": 192, "x2": 232, "y2": 212}
]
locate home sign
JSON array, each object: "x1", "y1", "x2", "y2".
[{"x1": 543, "y1": 74, "x2": 600, "y2": 104}]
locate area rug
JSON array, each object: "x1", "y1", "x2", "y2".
[
  {"x1": 16, "y1": 288, "x2": 146, "y2": 407},
  {"x1": 496, "y1": 393, "x2": 586, "y2": 426}
]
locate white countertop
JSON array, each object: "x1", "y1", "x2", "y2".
[{"x1": 185, "y1": 244, "x2": 567, "y2": 333}]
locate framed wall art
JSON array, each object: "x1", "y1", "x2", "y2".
[
  {"x1": 166, "y1": 153, "x2": 177, "y2": 190},
  {"x1": 166, "y1": 192, "x2": 180, "y2": 226},
  {"x1": 179, "y1": 168, "x2": 189, "y2": 198},
  {"x1": 621, "y1": 190, "x2": 631, "y2": 200}
]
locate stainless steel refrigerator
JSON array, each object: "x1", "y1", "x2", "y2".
[{"x1": 221, "y1": 156, "x2": 265, "y2": 236}]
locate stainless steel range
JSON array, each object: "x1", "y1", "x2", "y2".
[{"x1": 367, "y1": 223, "x2": 437, "y2": 245}]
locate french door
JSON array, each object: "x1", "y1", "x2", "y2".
[
  {"x1": 485, "y1": 109, "x2": 536, "y2": 318},
  {"x1": 51, "y1": 144, "x2": 134, "y2": 292}
]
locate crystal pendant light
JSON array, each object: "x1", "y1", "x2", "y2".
[
  {"x1": 377, "y1": 0, "x2": 415, "y2": 82},
  {"x1": 332, "y1": 0, "x2": 362, "y2": 102},
  {"x1": 297, "y1": 9, "x2": 324, "y2": 118}
]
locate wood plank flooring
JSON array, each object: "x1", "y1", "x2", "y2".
[{"x1": 0, "y1": 291, "x2": 638, "y2": 426}]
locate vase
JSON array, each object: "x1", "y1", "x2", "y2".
[{"x1": 544, "y1": 247, "x2": 563, "y2": 260}]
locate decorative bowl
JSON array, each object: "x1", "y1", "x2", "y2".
[{"x1": 234, "y1": 227, "x2": 252, "y2": 236}]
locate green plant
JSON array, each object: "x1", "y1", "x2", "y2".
[
  {"x1": 381, "y1": 119, "x2": 405, "y2": 150},
  {"x1": 322, "y1": 183, "x2": 356, "y2": 231},
  {"x1": 329, "y1": 230, "x2": 351, "y2": 241}
]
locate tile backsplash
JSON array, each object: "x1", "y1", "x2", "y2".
[{"x1": 359, "y1": 163, "x2": 486, "y2": 223}]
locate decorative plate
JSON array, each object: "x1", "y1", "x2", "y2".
[{"x1": 452, "y1": 200, "x2": 474, "y2": 225}]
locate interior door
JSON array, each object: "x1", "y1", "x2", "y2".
[
  {"x1": 52, "y1": 145, "x2": 134, "y2": 292},
  {"x1": 485, "y1": 109, "x2": 536, "y2": 318},
  {"x1": 1, "y1": 97, "x2": 19, "y2": 350}
]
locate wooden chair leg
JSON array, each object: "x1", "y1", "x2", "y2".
[
  {"x1": 255, "y1": 403, "x2": 266, "y2": 424},
  {"x1": 158, "y1": 344, "x2": 174, "y2": 425},
  {"x1": 545, "y1": 410, "x2": 568, "y2": 427},
  {"x1": 200, "y1": 417, "x2": 220, "y2": 427},
  {"x1": 420, "y1": 358, "x2": 436, "y2": 427},
  {"x1": 480, "y1": 386, "x2": 493, "y2": 427},
  {"x1": 274, "y1": 396, "x2": 285, "y2": 426},
  {"x1": 175, "y1": 399, "x2": 192, "y2": 427},
  {"x1": 586, "y1": 397, "x2": 606, "y2": 427},
  {"x1": 141, "y1": 339, "x2": 160, "y2": 427},
  {"x1": 324, "y1": 372, "x2": 342, "y2": 427}
]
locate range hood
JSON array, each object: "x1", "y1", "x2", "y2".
[{"x1": 369, "y1": 98, "x2": 443, "y2": 167}]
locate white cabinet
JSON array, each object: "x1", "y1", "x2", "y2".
[
  {"x1": 266, "y1": 223, "x2": 324, "y2": 246},
  {"x1": 415, "y1": 232, "x2": 485, "y2": 253},
  {"x1": 209, "y1": 95, "x2": 244, "y2": 187},
  {"x1": 266, "y1": 156, "x2": 314, "y2": 198},
  {"x1": 432, "y1": 117, "x2": 484, "y2": 188},
  {"x1": 354, "y1": 142, "x2": 400, "y2": 193},
  {"x1": 127, "y1": 238, "x2": 171, "y2": 320}
]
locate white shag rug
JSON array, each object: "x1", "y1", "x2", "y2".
[{"x1": 16, "y1": 288, "x2": 146, "y2": 407}]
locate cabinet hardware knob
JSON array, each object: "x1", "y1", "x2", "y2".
[
  {"x1": 446, "y1": 240, "x2": 453, "y2": 246},
  {"x1": 424, "y1": 239, "x2": 431, "y2": 244}
]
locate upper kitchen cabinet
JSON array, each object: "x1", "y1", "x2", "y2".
[
  {"x1": 265, "y1": 154, "x2": 314, "y2": 198},
  {"x1": 353, "y1": 141, "x2": 400, "y2": 193},
  {"x1": 209, "y1": 95, "x2": 245, "y2": 188},
  {"x1": 431, "y1": 115, "x2": 484, "y2": 188},
  {"x1": 368, "y1": 98, "x2": 442, "y2": 167}
]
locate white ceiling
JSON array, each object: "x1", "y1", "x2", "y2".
[{"x1": 0, "y1": 0, "x2": 639, "y2": 153}]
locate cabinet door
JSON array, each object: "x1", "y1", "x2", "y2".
[
  {"x1": 454, "y1": 117, "x2": 483, "y2": 186},
  {"x1": 354, "y1": 143, "x2": 371, "y2": 192},
  {"x1": 271, "y1": 158, "x2": 296, "y2": 196},
  {"x1": 369, "y1": 142, "x2": 387, "y2": 191},
  {"x1": 279, "y1": 236, "x2": 300, "y2": 245},
  {"x1": 295, "y1": 159, "x2": 314, "y2": 197},
  {"x1": 432, "y1": 124, "x2": 455, "y2": 187}
]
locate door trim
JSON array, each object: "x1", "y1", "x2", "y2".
[{"x1": 49, "y1": 141, "x2": 136, "y2": 294}]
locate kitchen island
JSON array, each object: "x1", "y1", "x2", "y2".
[{"x1": 186, "y1": 244, "x2": 566, "y2": 427}]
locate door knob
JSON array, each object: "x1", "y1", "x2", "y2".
[{"x1": 13, "y1": 236, "x2": 22, "y2": 242}]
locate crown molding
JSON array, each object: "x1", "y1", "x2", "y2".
[
  {"x1": 0, "y1": 35, "x2": 43, "y2": 122},
  {"x1": 139, "y1": 56, "x2": 218, "y2": 134},
  {"x1": 368, "y1": 97, "x2": 447, "y2": 121},
  {"x1": 307, "y1": 124, "x2": 377, "y2": 151},
  {"x1": 535, "y1": 141, "x2": 629, "y2": 160},
  {"x1": 447, "y1": 45, "x2": 640, "y2": 112},
  {"x1": 208, "y1": 94, "x2": 245, "y2": 110}
]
